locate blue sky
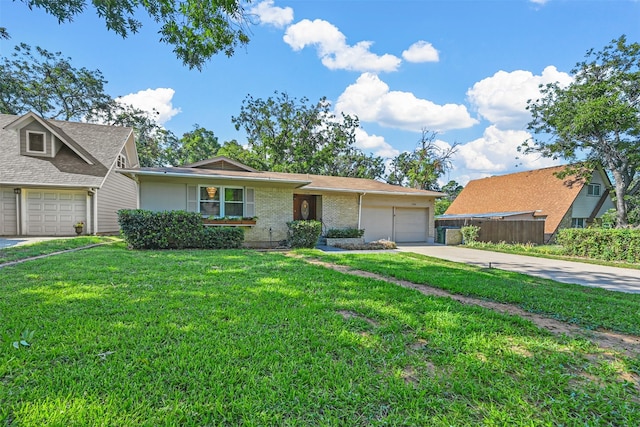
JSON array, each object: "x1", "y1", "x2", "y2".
[{"x1": 2, "y1": 0, "x2": 640, "y2": 185}]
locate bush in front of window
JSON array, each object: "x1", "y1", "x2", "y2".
[
  {"x1": 286, "y1": 220, "x2": 322, "y2": 248},
  {"x1": 118, "y1": 209, "x2": 244, "y2": 250},
  {"x1": 325, "y1": 228, "x2": 365, "y2": 238},
  {"x1": 556, "y1": 228, "x2": 640, "y2": 262}
]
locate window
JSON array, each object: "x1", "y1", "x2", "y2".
[
  {"x1": 116, "y1": 153, "x2": 127, "y2": 168},
  {"x1": 571, "y1": 218, "x2": 586, "y2": 228},
  {"x1": 587, "y1": 183, "x2": 601, "y2": 197},
  {"x1": 27, "y1": 131, "x2": 46, "y2": 153},
  {"x1": 199, "y1": 186, "x2": 244, "y2": 217}
]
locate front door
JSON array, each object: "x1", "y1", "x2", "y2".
[{"x1": 293, "y1": 195, "x2": 316, "y2": 220}]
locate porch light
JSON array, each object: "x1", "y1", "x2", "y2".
[
  {"x1": 206, "y1": 187, "x2": 217, "y2": 198},
  {"x1": 13, "y1": 188, "x2": 21, "y2": 195}
]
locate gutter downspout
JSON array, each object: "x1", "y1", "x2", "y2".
[
  {"x1": 15, "y1": 188, "x2": 21, "y2": 235},
  {"x1": 92, "y1": 189, "x2": 98, "y2": 235},
  {"x1": 357, "y1": 193, "x2": 366, "y2": 230}
]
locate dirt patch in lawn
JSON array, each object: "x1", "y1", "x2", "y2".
[{"x1": 297, "y1": 255, "x2": 640, "y2": 358}]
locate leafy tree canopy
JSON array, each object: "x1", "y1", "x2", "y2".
[
  {"x1": 387, "y1": 129, "x2": 458, "y2": 191},
  {"x1": 0, "y1": 43, "x2": 111, "y2": 120},
  {"x1": 17, "y1": 0, "x2": 251, "y2": 70},
  {"x1": 522, "y1": 35, "x2": 640, "y2": 227},
  {"x1": 231, "y1": 91, "x2": 386, "y2": 179},
  {"x1": 165, "y1": 125, "x2": 222, "y2": 166}
]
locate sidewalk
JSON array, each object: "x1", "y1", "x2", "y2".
[{"x1": 397, "y1": 244, "x2": 640, "y2": 294}]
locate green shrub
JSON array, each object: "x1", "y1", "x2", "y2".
[
  {"x1": 199, "y1": 226, "x2": 244, "y2": 249},
  {"x1": 325, "y1": 227, "x2": 365, "y2": 238},
  {"x1": 118, "y1": 209, "x2": 244, "y2": 250},
  {"x1": 556, "y1": 228, "x2": 640, "y2": 262},
  {"x1": 461, "y1": 225, "x2": 481, "y2": 244},
  {"x1": 286, "y1": 220, "x2": 322, "y2": 248}
]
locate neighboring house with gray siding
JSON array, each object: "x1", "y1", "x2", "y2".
[
  {"x1": 0, "y1": 112, "x2": 139, "y2": 236},
  {"x1": 120, "y1": 156, "x2": 443, "y2": 247}
]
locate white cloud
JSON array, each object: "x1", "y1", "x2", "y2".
[
  {"x1": 402, "y1": 41, "x2": 439, "y2": 63},
  {"x1": 354, "y1": 128, "x2": 399, "y2": 159},
  {"x1": 249, "y1": 0, "x2": 294, "y2": 28},
  {"x1": 116, "y1": 88, "x2": 180, "y2": 126},
  {"x1": 283, "y1": 19, "x2": 401, "y2": 72},
  {"x1": 454, "y1": 125, "x2": 559, "y2": 177},
  {"x1": 336, "y1": 73, "x2": 478, "y2": 132},
  {"x1": 466, "y1": 66, "x2": 572, "y2": 128},
  {"x1": 530, "y1": 0, "x2": 550, "y2": 4}
]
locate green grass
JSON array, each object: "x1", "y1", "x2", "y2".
[
  {"x1": 1, "y1": 244, "x2": 639, "y2": 425},
  {"x1": 299, "y1": 250, "x2": 640, "y2": 335},
  {"x1": 0, "y1": 236, "x2": 118, "y2": 264},
  {"x1": 464, "y1": 241, "x2": 640, "y2": 270}
]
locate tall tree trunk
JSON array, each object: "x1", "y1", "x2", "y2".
[{"x1": 611, "y1": 169, "x2": 629, "y2": 227}]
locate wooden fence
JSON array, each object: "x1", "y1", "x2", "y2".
[{"x1": 435, "y1": 219, "x2": 545, "y2": 245}]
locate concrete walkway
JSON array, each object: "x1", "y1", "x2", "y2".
[{"x1": 397, "y1": 244, "x2": 640, "y2": 294}]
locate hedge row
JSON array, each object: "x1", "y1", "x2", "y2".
[
  {"x1": 325, "y1": 227, "x2": 365, "y2": 238},
  {"x1": 556, "y1": 228, "x2": 640, "y2": 263},
  {"x1": 118, "y1": 210, "x2": 244, "y2": 250}
]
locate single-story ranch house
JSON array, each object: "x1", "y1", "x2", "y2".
[
  {"x1": 0, "y1": 112, "x2": 139, "y2": 236},
  {"x1": 120, "y1": 156, "x2": 444, "y2": 247}
]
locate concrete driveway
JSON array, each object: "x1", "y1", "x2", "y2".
[
  {"x1": 0, "y1": 237, "x2": 73, "y2": 249},
  {"x1": 397, "y1": 244, "x2": 640, "y2": 294}
]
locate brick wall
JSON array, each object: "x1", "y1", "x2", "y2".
[
  {"x1": 244, "y1": 187, "x2": 293, "y2": 246},
  {"x1": 319, "y1": 193, "x2": 359, "y2": 230}
]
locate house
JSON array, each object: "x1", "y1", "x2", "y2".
[
  {"x1": 0, "y1": 112, "x2": 139, "y2": 236},
  {"x1": 442, "y1": 165, "x2": 615, "y2": 242},
  {"x1": 119, "y1": 156, "x2": 443, "y2": 247}
]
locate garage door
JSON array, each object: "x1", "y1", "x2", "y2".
[
  {"x1": 394, "y1": 207, "x2": 428, "y2": 243},
  {"x1": 361, "y1": 206, "x2": 393, "y2": 242},
  {"x1": 26, "y1": 190, "x2": 87, "y2": 236},
  {"x1": 0, "y1": 186, "x2": 17, "y2": 236}
]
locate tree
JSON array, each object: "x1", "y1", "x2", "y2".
[
  {"x1": 522, "y1": 35, "x2": 640, "y2": 227},
  {"x1": 0, "y1": 43, "x2": 111, "y2": 120},
  {"x1": 165, "y1": 125, "x2": 222, "y2": 166},
  {"x1": 216, "y1": 140, "x2": 263, "y2": 168},
  {"x1": 88, "y1": 103, "x2": 175, "y2": 167},
  {"x1": 232, "y1": 91, "x2": 385, "y2": 179},
  {"x1": 386, "y1": 129, "x2": 458, "y2": 190},
  {"x1": 434, "y1": 180, "x2": 463, "y2": 215},
  {"x1": 17, "y1": 0, "x2": 251, "y2": 70}
]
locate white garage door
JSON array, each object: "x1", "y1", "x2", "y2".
[
  {"x1": 26, "y1": 190, "x2": 87, "y2": 236},
  {"x1": 0, "y1": 186, "x2": 17, "y2": 236},
  {"x1": 361, "y1": 206, "x2": 393, "y2": 242},
  {"x1": 394, "y1": 208, "x2": 428, "y2": 243}
]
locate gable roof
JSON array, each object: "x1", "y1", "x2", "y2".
[
  {"x1": 444, "y1": 165, "x2": 594, "y2": 234},
  {"x1": 0, "y1": 113, "x2": 134, "y2": 188},
  {"x1": 122, "y1": 156, "x2": 443, "y2": 197}
]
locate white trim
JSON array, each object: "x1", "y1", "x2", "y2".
[
  {"x1": 26, "y1": 130, "x2": 47, "y2": 154},
  {"x1": 587, "y1": 183, "x2": 601, "y2": 197},
  {"x1": 93, "y1": 190, "x2": 98, "y2": 234},
  {"x1": 116, "y1": 153, "x2": 127, "y2": 168},
  {"x1": 198, "y1": 185, "x2": 246, "y2": 218}
]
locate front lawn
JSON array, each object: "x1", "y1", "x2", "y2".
[
  {"x1": 301, "y1": 250, "x2": 640, "y2": 335},
  {"x1": 0, "y1": 236, "x2": 117, "y2": 264},
  {"x1": 1, "y1": 244, "x2": 639, "y2": 425}
]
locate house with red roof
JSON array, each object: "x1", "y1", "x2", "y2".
[{"x1": 442, "y1": 165, "x2": 615, "y2": 242}]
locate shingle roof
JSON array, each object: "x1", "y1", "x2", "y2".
[
  {"x1": 445, "y1": 165, "x2": 587, "y2": 234},
  {"x1": 0, "y1": 113, "x2": 133, "y2": 188},
  {"x1": 123, "y1": 163, "x2": 443, "y2": 197}
]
